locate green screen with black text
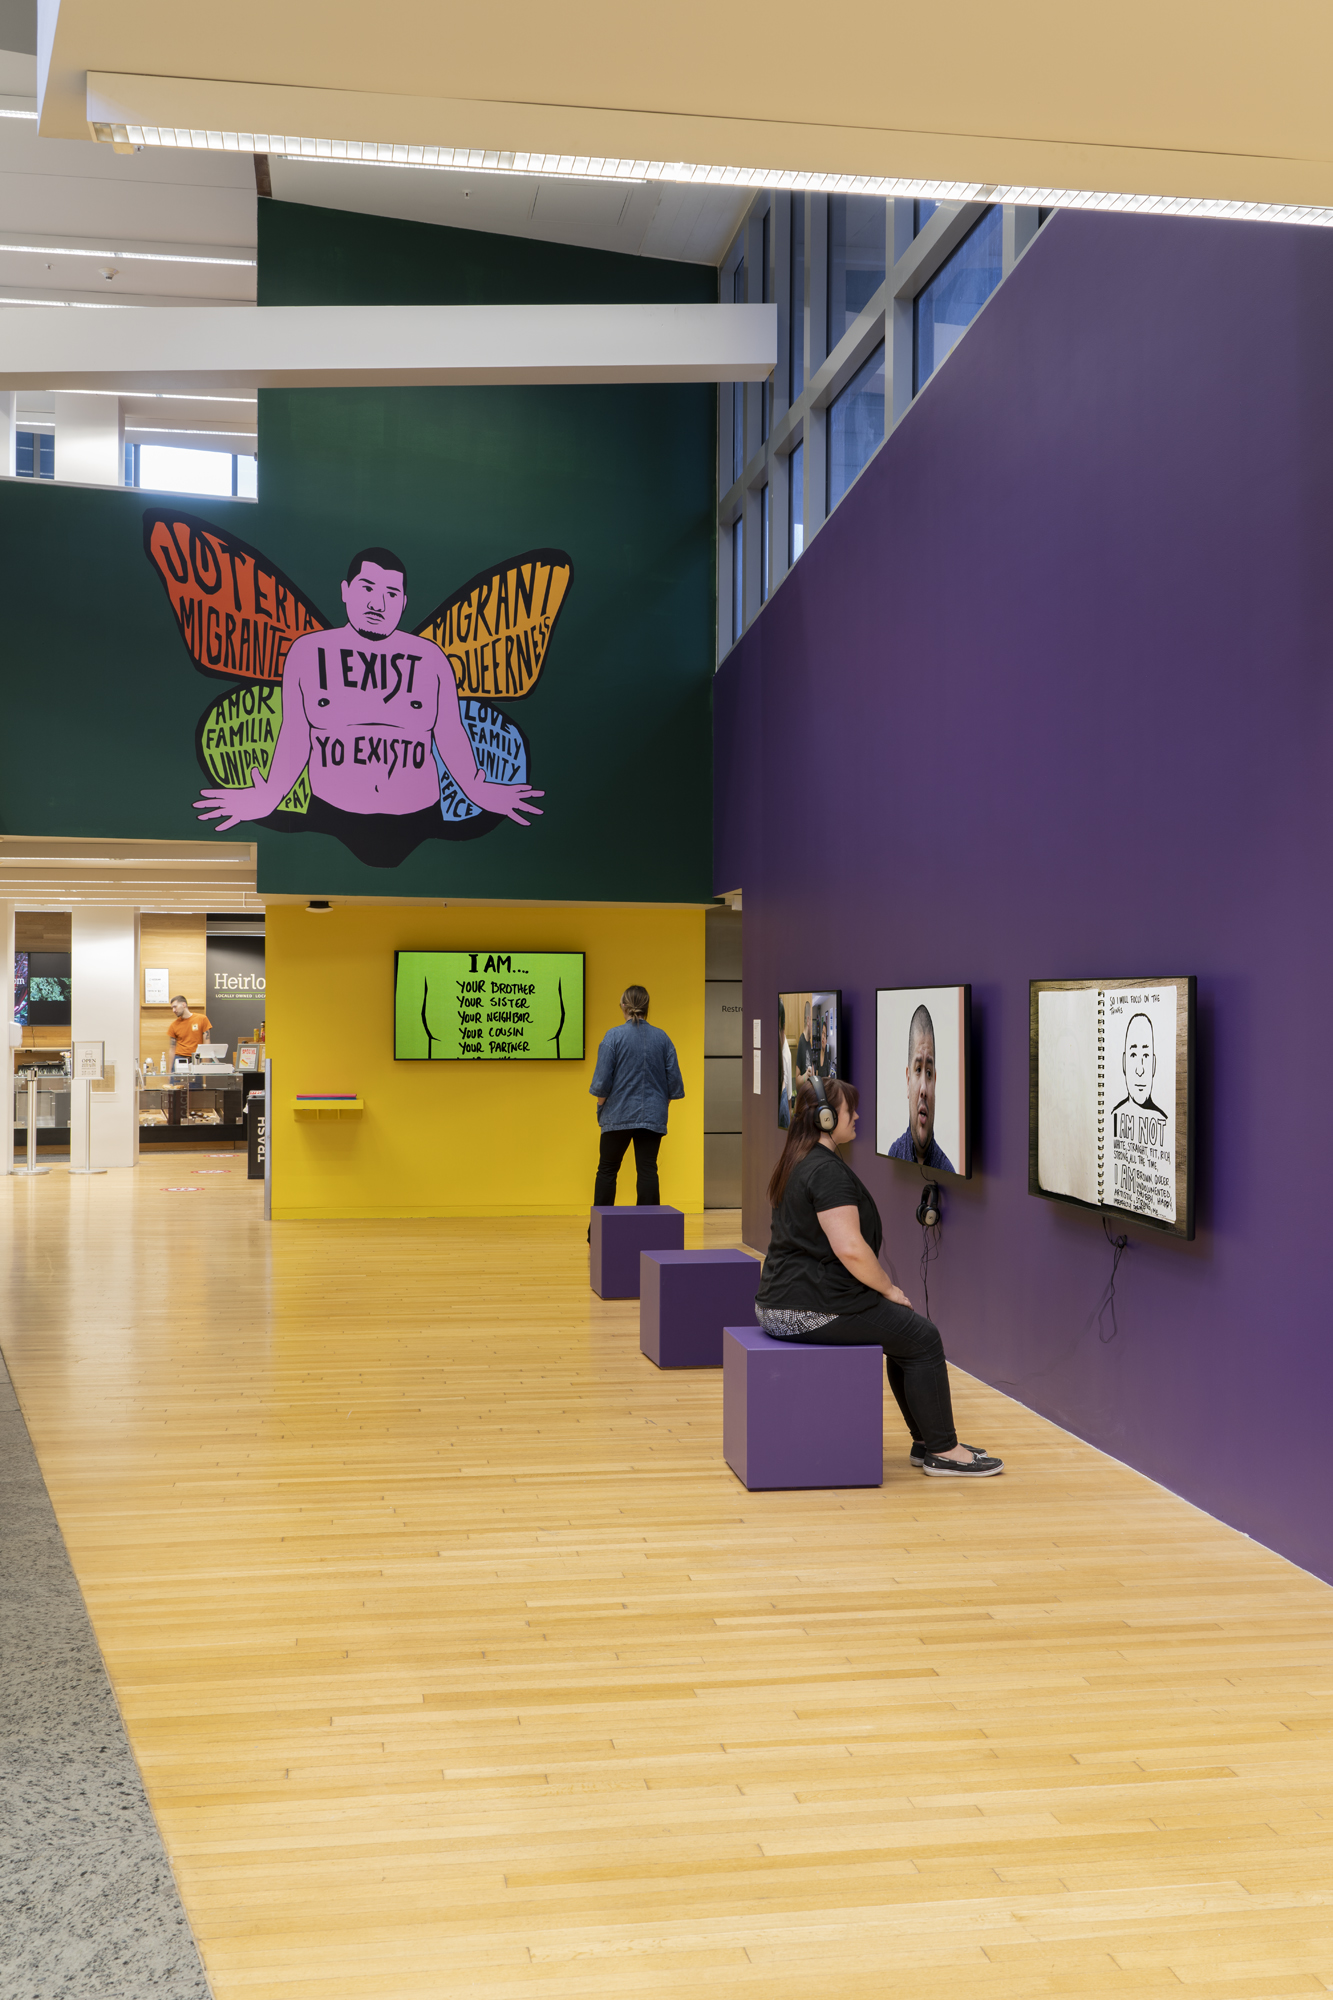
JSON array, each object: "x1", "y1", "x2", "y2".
[{"x1": 394, "y1": 950, "x2": 585, "y2": 1061}]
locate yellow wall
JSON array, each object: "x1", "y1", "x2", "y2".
[{"x1": 266, "y1": 902, "x2": 705, "y2": 1219}]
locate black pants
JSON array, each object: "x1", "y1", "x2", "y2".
[
  {"x1": 793, "y1": 1298, "x2": 958, "y2": 1455},
  {"x1": 594, "y1": 1128, "x2": 663, "y2": 1207}
]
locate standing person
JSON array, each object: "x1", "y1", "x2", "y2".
[
  {"x1": 753, "y1": 1077, "x2": 1003, "y2": 1477},
  {"x1": 778, "y1": 998, "x2": 793, "y2": 1129},
  {"x1": 166, "y1": 994, "x2": 212, "y2": 1067},
  {"x1": 589, "y1": 986, "x2": 684, "y2": 1208}
]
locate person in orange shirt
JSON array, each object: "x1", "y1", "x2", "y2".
[{"x1": 167, "y1": 994, "x2": 212, "y2": 1067}]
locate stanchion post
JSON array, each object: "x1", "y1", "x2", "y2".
[
  {"x1": 68, "y1": 1068, "x2": 106, "y2": 1176},
  {"x1": 15, "y1": 1072, "x2": 50, "y2": 1177}
]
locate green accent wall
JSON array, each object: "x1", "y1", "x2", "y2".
[
  {"x1": 258, "y1": 199, "x2": 717, "y2": 308},
  {"x1": 0, "y1": 203, "x2": 718, "y2": 904}
]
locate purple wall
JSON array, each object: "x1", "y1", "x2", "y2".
[{"x1": 714, "y1": 210, "x2": 1333, "y2": 1582}]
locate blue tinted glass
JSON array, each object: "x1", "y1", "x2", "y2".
[
  {"x1": 761, "y1": 212, "x2": 771, "y2": 442},
  {"x1": 790, "y1": 197, "x2": 805, "y2": 401},
  {"x1": 732, "y1": 258, "x2": 746, "y2": 480},
  {"x1": 38, "y1": 433, "x2": 53, "y2": 478},
  {"x1": 15, "y1": 430, "x2": 33, "y2": 477},
  {"x1": 789, "y1": 442, "x2": 804, "y2": 563},
  {"x1": 732, "y1": 517, "x2": 744, "y2": 643},
  {"x1": 827, "y1": 195, "x2": 885, "y2": 349},
  {"x1": 913, "y1": 205, "x2": 1002, "y2": 394},
  {"x1": 914, "y1": 199, "x2": 938, "y2": 235},
  {"x1": 761, "y1": 484, "x2": 770, "y2": 603},
  {"x1": 827, "y1": 343, "x2": 885, "y2": 512}
]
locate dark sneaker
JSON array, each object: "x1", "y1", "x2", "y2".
[
  {"x1": 910, "y1": 1441, "x2": 987, "y2": 1468},
  {"x1": 920, "y1": 1449, "x2": 1004, "y2": 1478}
]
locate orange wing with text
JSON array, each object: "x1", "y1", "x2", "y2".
[
  {"x1": 416, "y1": 548, "x2": 573, "y2": 704},
  {"x1": 144, "y1": 510, "x2": 326, "y2": 683}
]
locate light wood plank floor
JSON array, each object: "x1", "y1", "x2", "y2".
[{"x1": 4, "y1": 1165, "x2": 1333, "y2": 1999}]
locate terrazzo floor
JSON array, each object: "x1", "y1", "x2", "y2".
[{"x1": 0, "y1": 1352, "x2": 212, "y2": 1999}]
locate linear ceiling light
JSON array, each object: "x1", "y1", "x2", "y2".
[
  {"x1": 88, "y1": 122, "x2": 1333, "y2": 227},
  {"x1": 63, "y1": 389, "x2": 258, "y2": 404},
  {"x1": 0, "y1": 240, "x2": 255, "y2": 267},
  {"x1": 1, "y1": 295, "x2": 128, "y2": 308}
]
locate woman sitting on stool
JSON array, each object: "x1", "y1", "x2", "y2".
[
  {"x1": 753, "y1": 1076, "x2": 1003, "y2": 1478},
  {"x1": 589, "y1": 985, "x2": 685, "y2": 1210}
]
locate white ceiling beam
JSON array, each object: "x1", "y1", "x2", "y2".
[{"x1": 0, "y1": 301, "x2": 776, "y2": 392}]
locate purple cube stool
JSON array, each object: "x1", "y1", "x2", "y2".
[
  {"x1": 723, "y1": 1326, "x2": 884, "y2": 1490},
  {"x1": 639, "y1": 1248, "x2": 762, "y2": 1369},
  {"x1": 589, "y1": 1205, "x2": 684, "y2": 1299}
]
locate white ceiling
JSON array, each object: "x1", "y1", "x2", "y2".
[
  {"x1": 0, "y1": 51, "x2": 255, "y2": 308},
  {"x1": 268, "y1": 155, "x2": 746, "y2": 266},
  {"x1": 0, "y1": 36, "x2": 741, "y2": 305}
]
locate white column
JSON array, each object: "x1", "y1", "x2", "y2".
[
  {"x1": 71, "y1": 908, "x2": 140, "y2": 1169},
  {"x1": 0, "y1": 392, "x2": 15, "y2": 477},
  {"x1": 53, "y1": 393, "x2": 124, "y2": 486},
  {"x1": 1, "y1": 900, "x2": 14, "y2": 1174}
]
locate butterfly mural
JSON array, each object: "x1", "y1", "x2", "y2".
[{"x1": 143, "y1": 510, "x2": 573, "y2": 869}]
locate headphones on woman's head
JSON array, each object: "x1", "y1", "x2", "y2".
[{"x1": 810, "y1": 1077, "x2": 838, "y2": 1134}]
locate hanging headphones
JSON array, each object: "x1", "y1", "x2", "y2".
[
  {"x1": 916, "y1": 1181, "x2": 942, "y2": 1228},
  {"x1": 811, "y1": 1076, "x2": 838, "y2": 1133}
]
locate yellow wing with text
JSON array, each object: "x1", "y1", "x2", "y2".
[{"x1": 416, "y1": 549, "x2": 573, "y2": 703}]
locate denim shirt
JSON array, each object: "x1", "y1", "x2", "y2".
[{"x1": 589, "y1": 1022, "x2": 684, "y2": 1134}]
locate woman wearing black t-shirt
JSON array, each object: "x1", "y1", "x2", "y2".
[{"x1": 753, "y1": 1077, "x2": 1003, "y2": 1477}]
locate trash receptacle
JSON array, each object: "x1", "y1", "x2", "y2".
[{"x1": 247, "y1": 1089, "x2": 266, "y2": 1180}]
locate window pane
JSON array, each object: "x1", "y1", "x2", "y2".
[
  {"x1": 789, "y1": 196, "x2": 805, "y2": 402},
  {"x1": 789, "y1": 443, "x2": 804, "y2": 563},
  {"x1": 827, "y1": 195, "x2": 886, "y2": 350},
  {"x1": 732, "y1": 257, "x2": 746, "y2": 481},
  {"x1": 914, "y1": 198, "x2": 938, "y2": 236},
  {"x1": 732, "y1": 517, "x2": 744, "y2": 643},
  {"x1": 16, "y1": 429, "x2": 33, "y2": 477},
  {"x1": 38, "y1": 433, "x2": 53, "y2": 479},
  {"x1": 760, "y1": 484, "x2": 770, "y2": 604},
  {"x1": 236, "y1": 453, "x2": 258, "y2": 499},
  {"x1": 137, "y1": 445, "x2": 236, "y2": 497},
  {"x1": 913, "y1": 205, "x2": 1002, "y2": 394},
  {"x1": 760, "y1": 210, "x2": 771, "y2": 441},
  {"x1": 827, "y1": 342, "x2": 885, "y2": 513}
]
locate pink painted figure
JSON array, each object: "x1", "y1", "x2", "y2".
[{"x1": 193, "y1": 548, "x2": 545, "y2": 832}]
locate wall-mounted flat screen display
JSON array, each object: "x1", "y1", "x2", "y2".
[
  {"x1": 1030, "y1": 976, "x2": 1195, "y2": 1239},
  {"x1": 394, "y1": 950, "x2": 584, "y2": 1061},
  {"x1": 26, "y1": 951, "x2": 71, "y2": 1026},
  {"x1": 875, "y1": 985, "x2": 971, "y2": 1177},
  {"x1": 777, "y1": 989, "x2": 841, "y2": 1127},
  {"x1": 13, "y1": 951, "x2": 28, "y2": 1024}
]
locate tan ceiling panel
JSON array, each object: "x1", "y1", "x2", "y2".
[{"x1": 37, "y1": 0, "x2": 1333, "y2": 209}]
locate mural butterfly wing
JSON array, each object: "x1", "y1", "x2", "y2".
[
  {"x1": 144, "y1": 510, "x2": 327, "y2": 818},
  {"x1": 416, "y1": 549, "x2": 573, "y2": 829},
  {"x1": 143, "y1": 509, "x2": 327, "y2": 682},
  {"x1": 415, "y1": 549, "x2": 573, "y2": 704}
]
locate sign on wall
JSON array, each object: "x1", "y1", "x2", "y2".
[
  {"x1": 205, "y1": 933, "x2": 266, "y2": 1055},
  {"x1": 144, "y1": 512, "x2": 573, "y2": 872}
]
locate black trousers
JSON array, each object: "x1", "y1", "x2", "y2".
[
  {"x1": 792, "y1": 1297, "x2": 958, "y2": 1455},
  {"x1": 594, "y1": 1128, "x2": 663, "y2": 1207}
]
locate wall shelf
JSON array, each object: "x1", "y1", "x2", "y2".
[{"x1": 292, "y1": 1097, "x2": 363, "y2": 1119}]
